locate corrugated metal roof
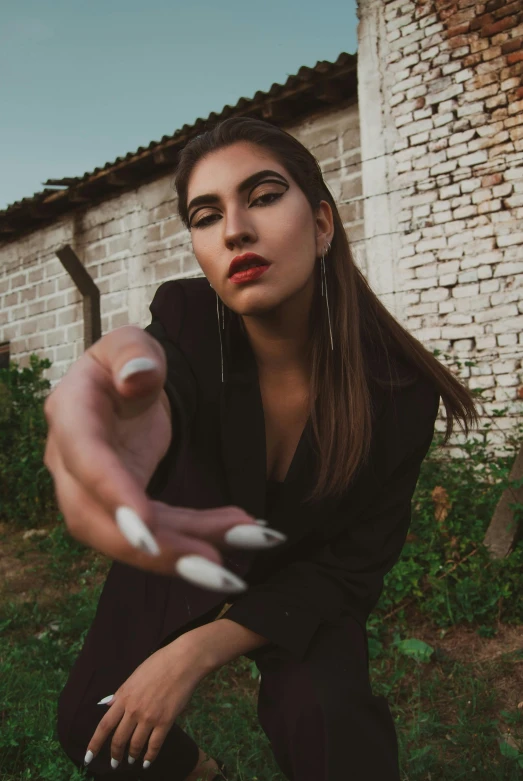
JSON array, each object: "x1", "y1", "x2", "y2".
[{"x1": 0, "y1": 51, "x2": 357, "y2": 243}]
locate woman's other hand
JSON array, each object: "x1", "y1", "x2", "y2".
[
  {"x1": 43, "y1": 325, "x2": 281, "y2": 589},
  {"x1": 83, "y1": 638, "x2": 208, "y2": 770}
]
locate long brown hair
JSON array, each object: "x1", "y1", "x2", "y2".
[{"x1": 174, "y1": 117, "x2": 479, "y2": 503}]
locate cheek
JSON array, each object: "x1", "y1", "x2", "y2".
[
  {"x1": 268, "y1": 199, "x2": 315, "y2": 256},
  {"x1": 190, "y1": 233, "x2": 215, "y2": 270}
]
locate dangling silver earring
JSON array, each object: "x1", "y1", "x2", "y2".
[
  {"x1": 321, "y1": 242, "x2": 334, "y2": 351},
  {"x1": 216, "y1": 292, "x2": 225, "y2": 383},
  {"x1": 209, "y1": 280, "x2": 225, "y2": 383}
]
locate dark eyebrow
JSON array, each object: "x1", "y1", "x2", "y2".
[{"x1": 187, "y1": 169, "x2": 289, "y2": 217}]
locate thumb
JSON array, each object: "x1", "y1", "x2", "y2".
[{"x1": 88, "y1": 326, "x2": 167, "y2": 418}]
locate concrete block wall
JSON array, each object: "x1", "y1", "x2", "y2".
[
  {"x1": 0, "y1": 102, "x2": 363, "y2": 385},
  {"x1": 358, "y1": 0, "x2": 523, "y2": 452},
  {"x1": 0, "y1": 181, "x2": 189, "y2": 384}
]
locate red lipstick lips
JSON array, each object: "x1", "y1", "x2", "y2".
[{"x1": 228, "y1": 253, "x2": 271, "y2": 284}]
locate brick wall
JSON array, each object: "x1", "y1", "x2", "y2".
[
  {"x1": 0, "y1": 102, "x2": 363, "y2": 384},
  {"x1": 358, "y1": 0, "x2": 523, "y2": 451}
]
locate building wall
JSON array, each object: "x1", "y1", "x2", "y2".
[
  {"x1": 358, "y1": 0, "x2": 523, "y2": 449},
  {"x1": 0, "y1": 101, "x2": 363, "y2": 385}
]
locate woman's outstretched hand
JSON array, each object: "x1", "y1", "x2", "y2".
[{"x1": 43, "y1": 325, "x2": 284, "y2": 591}]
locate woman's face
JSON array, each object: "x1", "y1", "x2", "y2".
[{"x1": 186, "y1": 141, "x2": 331, "y2": 317}]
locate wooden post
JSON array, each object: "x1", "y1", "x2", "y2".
[
  {"x1": 483, "y1": 443, "x2": 523, "y2": 559},
  {"x1": 55, "y1": 245, "x2": 101, "y2": 350}
]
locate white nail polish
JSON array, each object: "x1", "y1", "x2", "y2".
[
  {"x1": 175, "y1": 555, "x2": 247, "y2": 592},
  {"x1": 84, "y1": 750, "x2": 94, "y2": 766},
  {"x1": 118, "y1": 357, "x2": 158, "y2": 382},
  {"x1": 97, "y1": 694, "x2": 114, "y2": 705},
  {"x1": 224, "y1": 525, "x2": 287, "y2": 548},
  {"x1": 111, "y1": 758, "x2": 119, "y2": 769},
  {"x1": 255, "y1": 519, "x2": 268, "y2": 526},
  {"x1": 115, "y1": 507, "x2": 160, "y2": 556},
  {"x1": 143, "y1": 759, "x2": 151, "y2": 769},
  {"x1": 128, "y1": 755, "x2": 136, "y2": 765}
]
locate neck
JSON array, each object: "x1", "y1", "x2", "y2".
[{"x1": 240, "y1": 276, "x2": 314, "y2": 382}]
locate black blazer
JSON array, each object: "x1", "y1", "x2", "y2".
[{"x1": 68, "y1": 277, "x2": 440, "y2": 692}]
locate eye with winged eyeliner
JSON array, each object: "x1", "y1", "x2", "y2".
[
  {"x1": 188, "y1": 169, "x2": 290, "y2": 226},
  {"x1": 191, "y1": 184, "x2": 288, "y2": 228}
]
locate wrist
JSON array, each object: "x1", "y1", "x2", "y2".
[
  {"x1": 175, "y1": 618, "x2": 270, "y2": 673},
  {"x1": 172, "y1": 625, "x2": 220, "y2": 677}
]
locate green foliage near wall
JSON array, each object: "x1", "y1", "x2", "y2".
[
  {"x1": 0, "y1": 355, "x2": 57, "y2": 529},
  {"x1": 374, "y1": 398, "x2": 523, "y2": 631}
]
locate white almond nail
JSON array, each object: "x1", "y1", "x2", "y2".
[
  {"x1": 97, "y1": 694, "x2": 114, "y2": 705},
  {"x1": 175, "y1": 555, "x2": 247, "y2": 592},
  {"x1": 118, "y1": 357, "x2": 158, "y2": 382},
  {"x1": 84, "y1": 750, "x2": 94, "y2": 766},
  {"x1": 143, "y1": 759, "x2": 151, "y2": 769},
  {"x1": 115, "y1": 507, "x2": 160, "y2": 556},
  {"x1": 224, "y1": 525, "x2": 287, "y2": 548},
  {"x1": 255, "y1": 519, "x2": 268, "y2": 526},
  {"x1": 111, "y1": 758, "x2": 119, "y2": 769},
  {"x1": 128, "y1": 755, "x2": 136, "y2": 765}
]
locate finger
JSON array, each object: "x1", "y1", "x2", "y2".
[
  {"x1": 89, "y1": 324, "x2": 167, "y2": 407},
  {"x1": 45, "y1": 327, "x2": 167, "y2": 531},
  {"x1": 127, "y1": 721, "x2": 158, "y2": 767},
  {"x1": 152, "y1": 502, "x2": 282, "y2": 549},
  {"x1": 84, "y1": 700, "x2": 125, "y2": 767},
  {"x1": 110, "y1": 711, "x2": 141, "y2": 768},
  {"x1": 50, "y1": 368, "x2": 156, "y2": 533},
  {"x1": 141, "y1": 723, "x2": 171, "y2": 769},
  {"x1": 53, "y1": 455, "x2": 225, "y2": 574}
]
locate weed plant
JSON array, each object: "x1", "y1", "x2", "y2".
[{"x1": 0, "y1": 356, "x2": 55, "y2": 530}]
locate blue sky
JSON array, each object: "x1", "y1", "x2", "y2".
[{"x1": 0, "y1": 0, "x2": 358, "y2": 211}]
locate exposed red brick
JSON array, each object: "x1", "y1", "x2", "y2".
[
  {"x1": 449, "y1": 33, "x2": 471, "y2": 48},
  {"x1": 458, "y1": 0, "x2": 482, "y2": 8},
  {"x1": 470, "y1": 13, "x2": 493, "y2": 31},
  {"x1": 507, "y1": 50, "x2": 523, "y2": 65},
  {"x1": 448, "y1": 21, "x2": 471, "y2": 36},
  {"x1": 485, "y1": 0, "x2": 507, "y2": 11},
  {"x1": 481, "y1": 16, "x2": 519, "y2": 37},
  {"x1": 493, "y1": 2, "x2": 523, "y2": 21},
  {"x1": 471, "y1": 36, "x2": 489, "y2": 52},
  {"x1": 414, "y1": 97, "x2": 426, "y2": 109},
  {"x1": 483, "y1": 45, "x2": 503, "y2": 61},
  {"x1": 502, "y1": 38, "x2": 523, "y2": 54},
  {"x1": 464, "y1": 53, "x2": 483, "y2": 67},
  {"x1": 439, "y1": 4, "x2": 460, "y2": 22},
  {"x1": 515, "y1": 86, "x2": 523, "y2": 99},
  {"x1": 452, "y1": 6, "x2": 479, "y2": 24},
  {"x1": 482, "y1": 173, "x2": 503, "y2": 187}
]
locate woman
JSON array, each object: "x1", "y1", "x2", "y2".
[{"x1": 47, "y1": 117, "x2": 478, "y2": 780}]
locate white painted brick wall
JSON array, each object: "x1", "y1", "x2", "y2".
[{"x1": 357, "y1": 0, "x2": 523, "y2": 454}]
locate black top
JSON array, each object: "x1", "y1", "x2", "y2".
[
  {"x1": 67, "y1": 276, "x2": 440, "y2": 686},
  {"x1": 265, "y1": 478, "x2": 285, "y2": 518}
]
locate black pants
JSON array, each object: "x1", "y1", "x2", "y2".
[{"x1": 57, "y1": 610, "x2": 400, "y2": 780}]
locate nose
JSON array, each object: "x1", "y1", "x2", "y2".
[{"x1": 223, "y1": 205, "x2": 257, "y2": 251}]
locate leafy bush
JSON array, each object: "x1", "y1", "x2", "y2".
[
  {"x1": 0, "y1": 355, "x2": 57, "y2": 529},
  {"x1": 375, "y1": 377, "x2": 523, "y2": 629}
]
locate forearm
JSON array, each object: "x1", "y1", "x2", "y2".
[{"x1": 176, "y1": 617, "x2": 271, "y2": 674}]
